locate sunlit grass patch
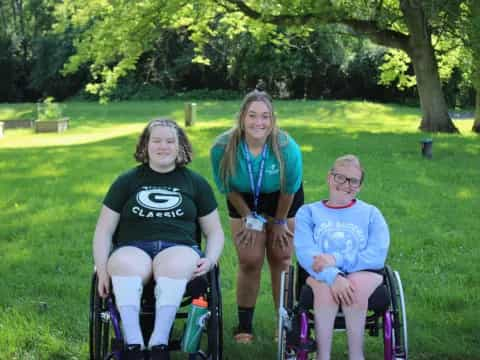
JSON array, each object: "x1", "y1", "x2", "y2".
[{"x1": 0, "y1": 99, "x2": 479, "y2": 359}]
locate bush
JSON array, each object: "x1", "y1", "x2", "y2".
[
  {"x1": 37, "y1": 97, "x2": 63, "y2": 120},
  {"x1": 175, "y1": 88, "x2": 242, "y2": 100}
]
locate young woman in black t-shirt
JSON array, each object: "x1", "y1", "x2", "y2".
[{"x1": 93, "y1": 119, "x2": 224, "y2": 360}]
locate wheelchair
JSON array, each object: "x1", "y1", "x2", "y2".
[
  {"x1": 89, "y1": 266, "x2": 222, "y2": 360},
  {"x1": 89, "y1": 250, "x2": 223, "y2": 359},
  {"x1": 277, "y1": 264, "x2": 408, "y2": 360}
]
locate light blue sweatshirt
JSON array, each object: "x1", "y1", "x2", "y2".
[{"x1": 294, "y1": 199, "x2": 390, "y2": 286}]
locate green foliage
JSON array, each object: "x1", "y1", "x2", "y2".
[
  {"x1": 379, "y1": 50, "x2": 416, "y2": 90},
  {"x1": 53, "y1": 1, "x2": 473, "y2": 100},
  {"x1": 37, "y1": 97, "x2": 63, "y2": 121}
]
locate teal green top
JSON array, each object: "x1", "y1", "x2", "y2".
[{"x1": 210, "y1": 130, "x2": 303, "y2": 194}]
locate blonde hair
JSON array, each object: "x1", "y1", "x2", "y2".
[
  {"x1": 219, "y1": 90, "x2": 286, "y2": 191},
  {"x1": 331, "y1": 154, "x2": 364, "y2": 182},
  {"x1": 134, "y1": 118, "x2": 193, "y2": 166}
]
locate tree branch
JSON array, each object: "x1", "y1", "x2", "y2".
[
  {"x1": 223, "y1": 0, "x2": 410, "y2": 52},
  {"x1": 341, "y1": 19, "x2": 410, "y2": 52}
]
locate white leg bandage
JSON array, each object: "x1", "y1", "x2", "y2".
[
  {"x1": 111, "y1": 276, "x2": 143, "y2": 308},
  {"x1": 147, "y1": 277, "x2": 188, "y2": 348},
  {"x1": 111, "y1": 276, "x2": 144, "y2": 347},
  {"x1": 154, "y1": 277, "x2": 188, "y2": 307}
]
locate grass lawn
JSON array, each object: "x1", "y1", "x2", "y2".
[{"x1": 0, "y1": 99, "x2": 479, "y2": 359}]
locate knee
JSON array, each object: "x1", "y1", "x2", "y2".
[
  {"x1": 267, "y1": 248, "x2": 292, "y2": 266},
  {"x1": 307, "y1": 278, "x2": 337, "y2": 306},
  {"x1": 108, "y1": 248, "x2": 152, "y2": 277},
  {"x1": 238, "y1": 255, "x2": 263, "y2": 274},
  {"x1": 153, "y1": 249, "x2": 198, "y2": 279}
]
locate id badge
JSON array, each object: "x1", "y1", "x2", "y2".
[{"x1": 245, "y1": 213, "x2": 266, "y2": 232}]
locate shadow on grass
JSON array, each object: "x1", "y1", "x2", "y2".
[{"x1": 0, "y1": 122, "x2": 479, "y2": 359}]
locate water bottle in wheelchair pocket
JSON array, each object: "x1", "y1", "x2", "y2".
[{"x1": 181, "y1": 296, "x2": 209, "y2": 353}]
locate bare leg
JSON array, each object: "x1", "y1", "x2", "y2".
[
  {"x1": 343, "y1": 272, "x2": 383, "y2": 360},
  {"x1": 149, "y1": 246, "x2": 200, "y2": 348},
  {"x1": 231, "y1": 218, "x2": 267, "y2": 307},
  {"x1": 152, "y1": 245, "x2": 199, "y2": 279},
  {"x1": 266, "y1": 218, "x2": 294, "y2": 309},
  {"x1": 108, "y1": 247, "x2": 153, "y2": 347},
  {"x1": 307, "y1": 277, "x2": 338, "y2": 360},
  {"x1": 108, "y1": 246, "x2": 153, "y2": 282}
]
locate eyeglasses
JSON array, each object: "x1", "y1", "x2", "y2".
[{"x1": 331, "y1": 173, "x2": 362, "y2": 187}]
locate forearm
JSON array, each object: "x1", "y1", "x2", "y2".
[
  {"x1": 313, "y1": 267, "x2": 342, "y2": 286},
  {"x1": 199, "y1": 210, "x2": 225, "y2": 265},
  {"x1": 204, "y1": 231, "x2": 224, "y2": 265},
  {"x1": 227, "y1": 191, "x2": 251, "y2": 218},
  {"x1": 92, "y1": 205, "x2": 119, "y2": 272},
  {"x1": 274, "y1": 193, "x2": 294, "y2": 220},
  {"x1": 93, "y1": 232, "x2": 112, "y2": 273},
  {"x1": 298, "y1": 250, "x2": 340, "y2": 286}
]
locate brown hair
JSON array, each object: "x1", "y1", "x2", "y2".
[
  {"x1": 219, "y1": 90, "x2": 286, "y2": 191},
  {"x1": 134, "y1": 118, "x2": 193, "y2": 166}
]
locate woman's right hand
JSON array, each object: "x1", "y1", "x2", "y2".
[
  {"x1": 96, "y1": 269, "x2": 110, "y2": 298},
  {"x1": 235, "y1": 222, "x2": 260, "y2": 248},
  {"x1": 313, "y1": 254, "x2": 336, "y2": 272}
]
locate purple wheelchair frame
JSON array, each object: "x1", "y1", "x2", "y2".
[
  {"x1": 279, "y1": 265, "x2": 407, "y2": 360},
  {"x1": 292, "y1": 308, "x2": 394, "y2": 360},
  {"x1": 106, "y1": 297, "x2": 123, "y2": 360}
]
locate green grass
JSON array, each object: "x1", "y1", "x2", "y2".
[{"x1": 0, "y1": 100, "x2": 479, "y2": 359}]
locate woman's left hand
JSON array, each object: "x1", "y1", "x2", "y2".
[
  {"x1": 193, "y1": 258, "x2": 213, "y2": 277},
  {"x1": 270, "y1": 223, "x2": 293, "y2": 249}
]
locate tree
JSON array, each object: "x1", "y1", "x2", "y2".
[
  {"x1": 57, "y1": 0, "x2": 473, "y2": 132},
  {"x1": 221, "y1": 0, "x2": 463, "y2": 132}
]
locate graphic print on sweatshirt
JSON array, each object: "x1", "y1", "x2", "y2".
[
  {"x1": 132, "y1": 186, "x2": 184, "y2": 218},
  {"x1": 313, "y1": 221, "x2": 366, "y2": 265}
]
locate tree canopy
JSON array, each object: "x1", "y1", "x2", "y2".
[
  {"x1": 54, "y1": 0, "x2": 477, "y2": 132},
  {"x1": 1, "y1": 0, "x2": 475, "y2": 132}
]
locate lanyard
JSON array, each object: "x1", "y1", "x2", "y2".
[{"x1": 242, "y1": 142, "x2": 268, "y2": 214}]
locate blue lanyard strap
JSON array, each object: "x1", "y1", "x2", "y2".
[{"x1": 242, "y1": 142, "x2": 268, "y2": 213}]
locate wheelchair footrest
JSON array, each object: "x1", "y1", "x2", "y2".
[{"x1": 287, "y1": 339, "x2": 316, "y2": 354}]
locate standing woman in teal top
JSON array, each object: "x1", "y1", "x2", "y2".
[{"x1": 210, "y1": 89, "x2": 303, "y2": 343}]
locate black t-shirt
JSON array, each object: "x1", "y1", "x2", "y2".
[{"x1": 103, "y1": 164, "x2": 218, "y2": 246}]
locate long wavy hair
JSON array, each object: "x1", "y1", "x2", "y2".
[
  {"x1": 219, "y1": 90, "x2": 286, "y2": 191},
  {"x1": 134, "y1": 118, "x2": 193, "y2": 166}
]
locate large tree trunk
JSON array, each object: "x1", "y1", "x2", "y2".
[
  {"x1": 473, "y1": 90, "x2": 480, "y2": 133},
  {"x1": 410, "y1": 49, "x2": 457, "y2": 132},
  {"x1": 400, "y1": 0, "x2": 458, "y2": 133},
  {"x1": 227, "y1": 0, "x2": 461, "y2": 133}
]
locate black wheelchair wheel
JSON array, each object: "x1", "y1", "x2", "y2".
[
  {"x1": 89, "y1": 273, "x2": 112, "y2": 360},
  {"x1": 277, "y1": 265, "x2": 295, "y2": 360},
  {"x1": 206, "y1": 266, "x2": 223, "y2": 360}
]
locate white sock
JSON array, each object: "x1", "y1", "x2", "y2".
[
  {"x1": 148, "y1": 305, "x2": 177, "y2": 347},
  {"x1": 111, "y1": 276, "x2": 144, "y2": 347},
  {"x1": 117, "y1": 305, "x2": 144, "y2": 346},
  {"x1": 147, "y1": 277, "x2": 188, "y2": 348}
]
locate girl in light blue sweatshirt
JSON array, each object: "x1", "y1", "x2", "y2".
[{"x1": 294, "y1": 155, "x2": 390, "y2": 360}]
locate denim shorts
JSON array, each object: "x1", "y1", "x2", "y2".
[{"x1": 111, "y1": 240, "x2": 204, "y2": 259}]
